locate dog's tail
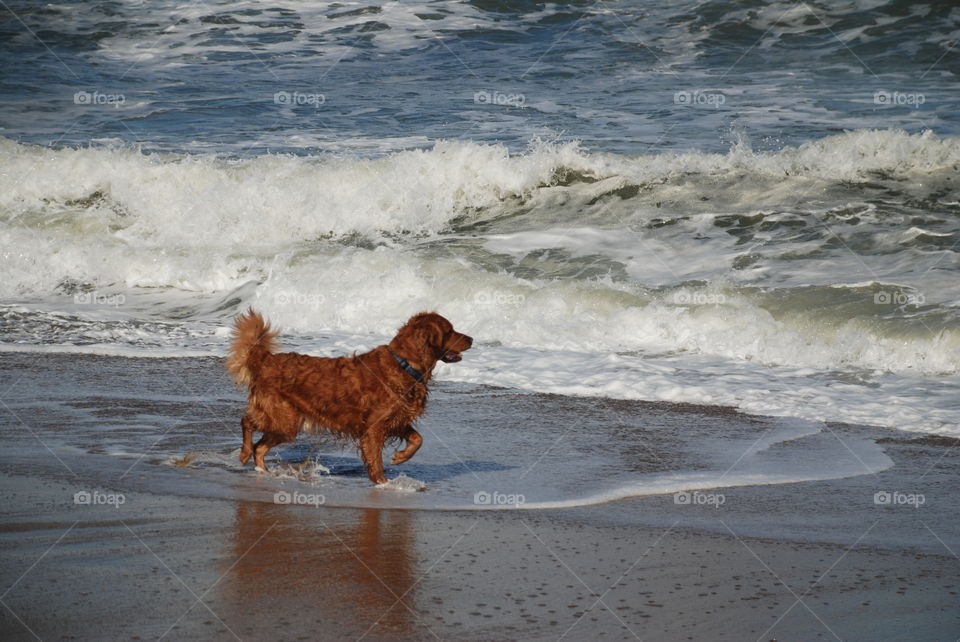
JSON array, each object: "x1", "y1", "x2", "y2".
[{"x1": 226, "y1": 309, "x2": 280, "y2": 387}]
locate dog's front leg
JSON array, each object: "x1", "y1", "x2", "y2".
[
  {"x1": 360, "y1": 431, "x2": 388, "y2": 485},
  {"x1": 390, "y1": 428, "x2": 423, "y2": 466}
]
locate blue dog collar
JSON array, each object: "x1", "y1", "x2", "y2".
[{"x1": 391, "y1": 351, "x2": 424, "y2": 383}]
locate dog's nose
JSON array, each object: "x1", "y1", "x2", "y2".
[{"x1": 463, "y1": 334, "x2": 473, "y2": 348}]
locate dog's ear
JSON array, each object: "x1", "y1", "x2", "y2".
[
  {"x1": 394, "y1": 313, "x2": 453, "y2": 360},
  {"x1": 413, "y1": 317, "x2": 446, "y2": 351}
]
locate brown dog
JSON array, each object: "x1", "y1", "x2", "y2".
[{"x1": 226, "y1": 310, "x2": 472, "y2": 484}]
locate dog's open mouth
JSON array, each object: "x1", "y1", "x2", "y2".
[{"x1": 441, "y1": 350, "x2": 462, "y2": 363}]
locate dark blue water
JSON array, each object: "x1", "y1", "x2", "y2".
[{"x1": 1, "y1": 0, "x2": 956, "y2": 155}]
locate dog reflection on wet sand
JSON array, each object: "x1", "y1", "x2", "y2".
[{"x1": 226, "y1": 502, "x2": 416, "y2": 636}]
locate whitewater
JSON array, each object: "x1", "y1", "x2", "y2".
[{"x1": 2, "y1": 129, "x2": 958, "y2": 436}]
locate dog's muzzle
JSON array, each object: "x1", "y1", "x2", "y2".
[{"x1": 441, "y1": 333, "x2": 473, "y2": 363}]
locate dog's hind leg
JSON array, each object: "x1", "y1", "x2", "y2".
[
  {"x1": 390, "y1": 427, "x2": 422, "y2": 466},
  {"x1": 253, "y1": 432, "x2": 285, "y2": 471},
  {"x1": 240, "y1": 415, "x2": 257, "y2": 465}
]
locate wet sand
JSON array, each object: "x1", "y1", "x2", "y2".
[
  {"x1": 0, "y1": 353, "x2": 958, "y2": 640},
  {"x1": 1, "y1": 473, "x2": 958, "y2": 641}
]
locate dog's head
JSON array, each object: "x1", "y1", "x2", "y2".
[{"x1": 391, "y1": 312, "x2": 473, "y2": 365}]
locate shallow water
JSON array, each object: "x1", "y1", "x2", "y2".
[{"x1": 1, "y1": 353, "x2": 898, "y2": 512}]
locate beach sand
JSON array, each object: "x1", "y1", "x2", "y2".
[{"x1": 1, "y1": 354, "x2": 958, "y2": 640}]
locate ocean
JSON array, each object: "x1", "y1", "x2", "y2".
[{"x1": 1, "y1": 0, "x2": 958, "y2": 508}]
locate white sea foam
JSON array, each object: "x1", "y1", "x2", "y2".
[
  {"x1": 2, "y1": 131, "x2": 958, "y2": 436},
  {"x1": 1, "y1": 130, "x2": 955, "y2": 301}
]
